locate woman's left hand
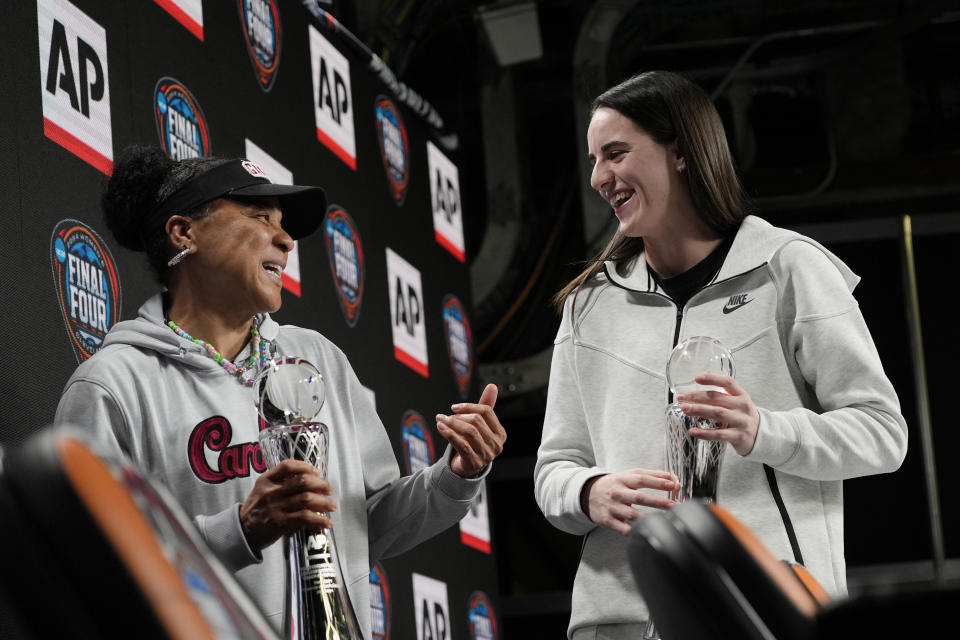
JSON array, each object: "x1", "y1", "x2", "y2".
[
  {"x1": 677, "y1": 373, "x2": 760, "y2": 456},
  {"x1": 436, "y1": 383, "x2": 506, "y2": 478}
]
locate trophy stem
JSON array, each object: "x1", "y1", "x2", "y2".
[
  {"x1": 646, "y1": 403, "x2": 727, "y2": 639},
  {"x1": 665, "y1": 403, "x2": 725, "y2": 505},
  {"x1": 283, "y1": 525, "x2": 361, "y2": 640},
  {"x1": 643, "y1": 618, "x2": 659, "y2": 639},
  {"x1": 654, "y1": 337, "x2": 734, "y2": 639},
  {"x1": 258, "y1": 420, "x2": 362, "y2": 640}
]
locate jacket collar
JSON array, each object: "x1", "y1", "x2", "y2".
[
  {"x1": 603, "y1": 215, "x2": 858, "y2": 293},
  {"x1": 137, "y1": 292, "x2": 280, "y2": 339},
  {"x1": 101, "y1": 292, "x2": 281, "y2": 364}
]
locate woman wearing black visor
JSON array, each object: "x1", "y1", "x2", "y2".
[{"x1": 56, "y1": 145, "x2": 506, "y2": 637}]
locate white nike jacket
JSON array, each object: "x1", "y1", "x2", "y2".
[{"x1": 535, "y1": 215, "x2": 908, "y2": 637}]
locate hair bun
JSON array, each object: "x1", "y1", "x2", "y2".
[{"x1": 102, "y1": 145, "x2": 174, "y2": 252}]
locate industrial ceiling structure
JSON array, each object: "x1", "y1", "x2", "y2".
[{"x1": 345, "y1": 0, "x2": 960, "y2": 381}]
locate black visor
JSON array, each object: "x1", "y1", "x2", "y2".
[{"x1": 153, "y1": 159, "x2": 327, "y2": 240}]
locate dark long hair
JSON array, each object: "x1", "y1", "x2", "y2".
[
  {"x1": 101, "y1": 145, "x2": 228, "y2": 283},
  {"x1": 554, "y1": 70, "x2": 748, "y2": 314}
]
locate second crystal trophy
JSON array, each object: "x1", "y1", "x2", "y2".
[
  {"x1": 255, "y1": 357, "x2": 361, "y2": 640},
  {"x1": 663, "y1": 336, "x2": 734, "y2": 503},
  {"x1": 645, "y1": 336, "x2": 734, "y2": 640}
]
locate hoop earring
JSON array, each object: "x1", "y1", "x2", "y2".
[{"x1": 167, "y1": 246, "x2": 190, "y2": 267}]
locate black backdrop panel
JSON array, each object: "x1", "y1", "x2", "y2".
[{"x1": 1, "y1": 1, "x2": 498, "y2": 638}]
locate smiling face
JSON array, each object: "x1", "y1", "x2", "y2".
[
  {"x1": 587, "y1": 107, "x2": 689, "y2": 240},
  {"x1": 183, "y1": 196, "x2": 293, "y2": 318}
]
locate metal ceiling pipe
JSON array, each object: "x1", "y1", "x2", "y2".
[{"x1": 900, "y1": 214, "x2": 945, "y2": 585}]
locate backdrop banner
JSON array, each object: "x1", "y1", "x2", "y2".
[{"x1": 2, "y1": 2, "x2": 496, "y2": 638}]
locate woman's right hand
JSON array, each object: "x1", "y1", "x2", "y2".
[
  {"x1": 580, "y1": 469, "x2": 680, "y2": 536},
  {"x1": 239, "y1": 459, "x2": 338, "y2": 552}
]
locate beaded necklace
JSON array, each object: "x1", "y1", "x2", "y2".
[{"x1": 166, "y1": 317, "x2": 270, "y2": 387}]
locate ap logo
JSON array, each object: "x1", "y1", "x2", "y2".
[
  {"x1": 309, "y1": 25, "x2": 356, "y2": 169},
  {"x1": 386, "y1": 248, "x2": 428, "y2": 377},
  {"x1": 427, "y1": 141, "x2": 464, "y2": 262},
  {"x1": 412, "y1": 573, "x2": 450, "y2": 640},
  {"x1": 37, "y1": 0, "x2": 113, "y2": 174}
]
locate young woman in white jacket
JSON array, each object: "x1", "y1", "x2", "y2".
[{"x1": 534, "y1": 70, "x2": 907, "y2": 640}]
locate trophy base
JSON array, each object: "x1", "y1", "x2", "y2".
[
  {"x1": 258, "y1": 421, "x2": 362, "y2": 640},
  {"x1": 283, "y1": 527, "x2": 362, "y2": 640},
  {"x1": 643, "y1": 617, "x2": 660, "y2": 639}
]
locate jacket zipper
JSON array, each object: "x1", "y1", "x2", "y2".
[{"x1": 668, "y1": 302, "x2": 684, "y2": 404}]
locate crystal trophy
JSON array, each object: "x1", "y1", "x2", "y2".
[
  {"x1": 645, "y1": 337, "x2": 734, "y2": 640},
  {"x1": 663, "y1": 336, "x2": 733, "y2": 503},
  {"x1": 255, "y1": 357, "x2": 361, "y2": 640}
]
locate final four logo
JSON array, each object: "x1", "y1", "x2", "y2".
[
  {"x1": 369, "y1": 563, "x2": 391, "y2": 640},
  {"x1": 50, "y1": 219, "x2": 121, "y2": 363},
  {"x1": 323, "y1": 205, "x2": 364, "y2": 327},
  {"x1": 238, "y1": 0, "x2": 281, "y2": 92},
  {"x1": 468, "y1": 592, "x2": 498, "y2": 640},
  {"x1": 154, "y1": 77, "x2": 211, "y2": 160},
  {"x1": 442, "y1": 295, "x2": 473, "y2": 398},
  {"x1": 401, "y1": 411, "x2": 435, "y2": 475},
  {"x1": 374, "y1": 96, "x2": 409, "y2": 206}
]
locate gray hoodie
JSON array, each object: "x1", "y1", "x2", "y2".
[
  {"x1": 56, "y1": 293, "x2": 484, "y2": 638},
  {"x1": 535, "y1": 215, "x2": 908, "y2": 637}
]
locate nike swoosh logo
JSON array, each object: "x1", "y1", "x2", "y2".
[{"x1": 722, "y1": 298, "x2": 753, "y2": 314}]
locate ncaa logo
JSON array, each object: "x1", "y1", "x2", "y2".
[
  {"x1": 370, "y1": 563, "x2": 391, "y2": 640},
  {"x1": 442, "y1": 295, "x2": 473, "y2": 398},
  {"x1": 238, "y1": 0, "x2": 281, "y2": 92},
  {"x1": 154, "y1": 77, "x2": 211, "y2": 160},
  {"x1": 50, "y1": 219, "x2": 121, "y2": 363},
  {"x1": 401, "y1": 410, "x2": 435, "y2": 475},
  {"x1": 468, "y1": 592, "x2": 498, "y2": 640},
  {"x1": 323, "y1": 205, "x2": 364, "y2": 327},
  {"x1": 375, "y1": 96, "x2": 409, "y2": 206}
]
